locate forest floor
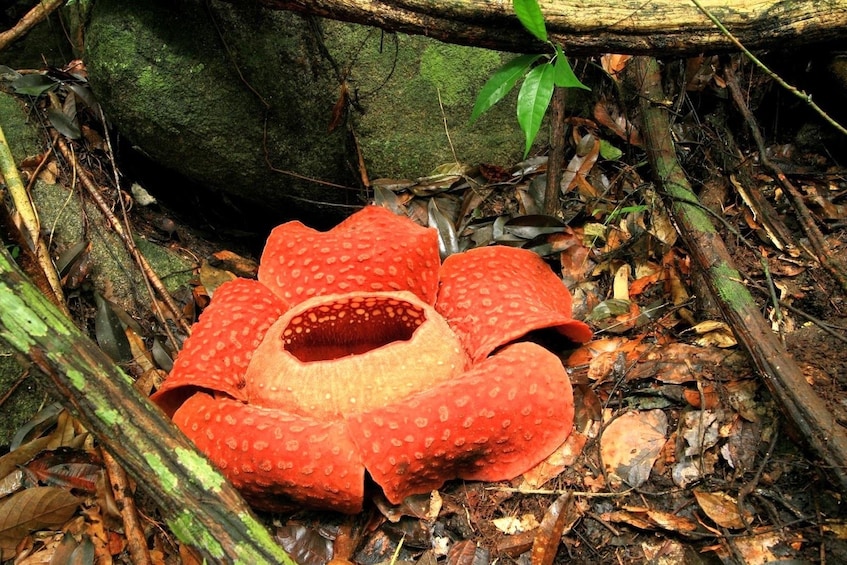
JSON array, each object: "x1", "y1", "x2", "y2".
[{"x1": 2, "y1": 54, "x2": 847, "y2": 565}]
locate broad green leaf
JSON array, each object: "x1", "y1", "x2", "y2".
[
  {"x1": 600, "y1": 139, "x2": 623, "y2": 160},
  {"x1": 11, "y1": 74, "x2": 56, "y2": 97},
  {"x1": 553, "y1": 45, "x2": 590, "y2": 90},
  {"x1": 513, "y1": 0, "x2": 548, "y2": 42},
  {"x1": 470, "y1": 54, "x2": 541, "y2": 123},
  {"x1": 517, "y1": 63, "x2": 555, "y2": 157}
]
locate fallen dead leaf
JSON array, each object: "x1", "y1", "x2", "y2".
[
  {"x1": 601, "y1": 410, "x2": 668, "y2": 488},
  {"x1": 0, "y1": 487, "x2": 82, "y2": 560},
  {"x1": 530, "y1": 493, "x2": 573, "y2": 565},
  {"x1": 694, "y1": 490, "x2": 752, "y2": 530}
]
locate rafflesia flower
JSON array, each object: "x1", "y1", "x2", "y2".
[{"x1": 151, "y1": 206, "x2": 592, "y2": 513}]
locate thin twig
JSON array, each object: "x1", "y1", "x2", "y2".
[
  {"x1": 723, "y1": 64, "x2": 847, "y2": 292},
  {"x1": 0, "y1": 0, "x2": 64, "y2": 52},
  {"x1": 102, "y1": 449, "x2": 154, "y2": 565},
  {"x1": 436, "y1": 87, "x2": 459, "y2": 165},
  {"x1": 0, "y1": 370, "x2": 29, "y2": 408},
  {"x1": 94, "y1": 109, "x2": 184, "y2": 352},
  {"x1": 54, "y1": 137, "x2": 192, "y2": 336}
]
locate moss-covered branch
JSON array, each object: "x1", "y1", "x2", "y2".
[{"x1": 0, "y1": 247, "x2": 294, "y2": 564}]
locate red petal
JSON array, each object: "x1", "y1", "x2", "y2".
[
  {"x1": 151, "y1": 279, "x2": 286, "y2": 416},
  {"x1": 348, "y1": 342, "x2": 574, "y2": 504},
  {"x1": 174, "y1": 392, "x2": 365, "y2": 513},
  {"x1": 436, "y1": 246, "x2": 592, "y2": 362},
  {"x1": 258, "y1": 206, "x2": 440, "y2": 307}
]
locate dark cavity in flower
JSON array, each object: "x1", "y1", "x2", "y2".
[{"x1": 282, "y1": 295, "x2": 425, "y2": 362}]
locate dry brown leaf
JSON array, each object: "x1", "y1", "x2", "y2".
[
  {"x1": 209, "y1": 250, "x2": 258, "y2": 278},
  {"x1": 683, "y1": 385, "x2": 721, "y2": 410},
  {"x1": 492, "y1": 514, "x2": 540, "y2": 535},
  {"x1": 643, "y1": 508, "x2": 698, "y2": 533},
  {"x1": 522, "y1": 432, "x2": 587, "y2": 489},
  {"x1": 530, "y1": 493, "x2": 573, "y2": 565},
  {"x1": 694, "y1": 490, "x2": 751, "y2": 530},
  {"x1": 601, "y1": 410, "x2": 668, "y2": 488},
  {"x1": 447, "y1": 539, "x2": 488, "y2": 565},
  {"x1": 600, "y1": 54, "x2": 632, "y2": 79},
  {"x1": 199, "y1": 259, "x2": 237, "y2": 297},
  {"x1": 0, "y1": 487, "x2": 81, "y2": 560},
  {"x1": 593, "y1": 100, "x2": 643, "y2": 146}
]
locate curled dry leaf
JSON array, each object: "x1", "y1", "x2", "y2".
[
  {"x1": 521, "y1": 432, "x2": 587, "y2": 489},
  {"x1": 602, "y1": 506, "x2": 697, "y2": 534},
  {"x1": 492, "y1": 514, "x2": 540, "y2": 535}
]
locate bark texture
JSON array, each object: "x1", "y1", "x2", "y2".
[{"x1": 243, "y1": 0, "x2": 847, "y2": 55}]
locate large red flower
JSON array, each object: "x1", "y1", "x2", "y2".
[{"x1": 151, "y1": 206, "x2": 592, "y2": 513}]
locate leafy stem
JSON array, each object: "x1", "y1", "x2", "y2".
[{"x1": 471, "y1": 0, "x2": 589, "y2": 156}]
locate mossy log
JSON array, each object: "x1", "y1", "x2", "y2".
[
  {"x1": 0, "y1": 248, "x2": 294, "y2": 564},
  {"x1": 246, "y1": 0, "x2": 847, "y2": 55},
  {"x1": 628, "y1": 55, "x2": 847, "y2": 492}
]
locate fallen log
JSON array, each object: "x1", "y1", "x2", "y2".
[
  {"x1": 627, "y1": 55, "x2": 847, "y2": 492},
  {"x1": 243, "y1": 0, "x2": 847, "y2": 55}
]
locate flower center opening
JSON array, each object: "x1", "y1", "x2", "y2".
[{"x1": 282, "y1": 295, "x2": 425, "y2": 362}]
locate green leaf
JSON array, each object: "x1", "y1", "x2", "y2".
[
  {"x1": 513, "y1": 0, "x2": 548, "y2": 42},
  {"x1": 553, "y1": 45, "x2": 590, "y2": 90},
  {"x1": 11, "y1": 74, "x2": 56, "y2": 97},
  {"x1": 517, "y1": 63, "x2": 555, "y2": 157},
  {"x1": 470, "y1": 54, "x2": 541, "y2": 123},
  {"x1": 599, "y1": 139, "x2": 623, "y2": 160}
]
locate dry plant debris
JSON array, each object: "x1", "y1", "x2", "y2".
[{"x1": 1, "y1": 51, "x2": 846, "y2": 564}]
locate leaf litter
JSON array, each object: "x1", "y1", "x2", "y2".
[{"x1": 1, "y1": 52, "x2": 847, "y2": 564}]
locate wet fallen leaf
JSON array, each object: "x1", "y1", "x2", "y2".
[
  {"x1": 56, "y1": 241, "x2": 92, "y2": 289},
  {"x1": 94, "y1": 292, "x2": 132, "y2": 363},
  {"x1": 428, "y1": 198, "x2": 459, "y2": 259},
  {"x1": 275, "y1": 523, "x2": 333, "y2": 565},
  {"x1": 10, "y1": 404, "x2": 64, "y2": 451}
]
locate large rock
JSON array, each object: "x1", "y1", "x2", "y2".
[
  {"x1": 0, "y1": 91, "x2": 195, "y2": 443},
  {"x1": 84, "y1": 0, "x2": 527, "y2": 225}
]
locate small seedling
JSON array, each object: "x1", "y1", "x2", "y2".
[{"x1": 470, "y1": 0, "x2": 589, "y2": 156}]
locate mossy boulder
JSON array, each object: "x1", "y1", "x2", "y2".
[
  {"x1": 0, "y1": 91, "x2": 194, "y2": 443},
  {"x1": 84, "y1": 0, "x2": 528, "y2": 224}
]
